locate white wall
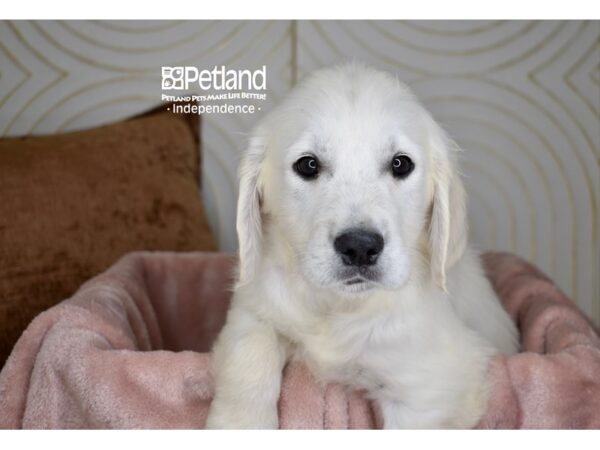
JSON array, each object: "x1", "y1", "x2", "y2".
[{"x1": 0, "y1": 20, "x2": 598, "y2": 324}]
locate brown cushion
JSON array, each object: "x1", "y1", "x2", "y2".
[{"x1": 0, "y1": 103, "x2": 217, "y2": 367}]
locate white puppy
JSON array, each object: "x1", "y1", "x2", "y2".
[{"x1": 206, "y1": 63, "x2": 519, "y2": 429}]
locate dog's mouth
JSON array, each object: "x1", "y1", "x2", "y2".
[
  {"x1": 338, "y1": 266, "x2": 380, "y2": 288},
  {"x1": 344, "y1": 277, "x2": 368, "y2": 286},
  {"x1": 338, "y1": 275, "x2": 379, "y2": 294}
]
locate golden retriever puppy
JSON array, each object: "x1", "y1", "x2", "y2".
[{"x1": 206, "y1": 63, "x2": 519, "y2": 429}]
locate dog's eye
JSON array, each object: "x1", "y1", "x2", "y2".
[
  {"x1": 391, "y1": 154, "x2": 414, "y2": 179},
  {"x1": 293, "y1": 156, "x2": 320, "y2": 179}
]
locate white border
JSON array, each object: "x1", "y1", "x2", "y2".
[
  {"x1": 1, "y1": 429, "x2": 600, "y2": 450},
  {"x1": 1, "y1": 0, "x2": 599, "y2": 19}
]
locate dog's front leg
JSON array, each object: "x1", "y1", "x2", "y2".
[
  {"x1": 375, "y1": 372, "x2": 489, "y2": 429},
  {"x1": 205, "y1": 305, "x2": 287, "y2": 429},
  {"x1": 376, "y1": 398, "x2": 450, "y2": 429}
]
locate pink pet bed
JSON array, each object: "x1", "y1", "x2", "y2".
[{"x1": 1, "y1": 251, "x2": 599, "y2": 429}]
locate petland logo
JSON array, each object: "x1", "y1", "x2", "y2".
[
  {"x1": 161, "y1": 65, "x2": 268, "y2": 115},
  {"x1": 162, "y1": 65, "x2": 267, "y2": 91}
]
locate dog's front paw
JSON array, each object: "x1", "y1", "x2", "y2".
[{"x1": 205, "y1": 400, "x2": 279, "y2": 429}]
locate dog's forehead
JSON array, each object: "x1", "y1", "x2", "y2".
[
  {"x1": 281, "y1": 101, "x2": 427, "y2": 161},
  {"x1": 265, "y1": 66, "x2": 432, "y2": 161}
]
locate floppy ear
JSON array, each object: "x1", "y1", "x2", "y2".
[
  {"x1": 236, "y1": 135, "x2": 266, "y2": 285},
  {"x1": 427, "y1": 123, "x2": 468, "y2": 291}
]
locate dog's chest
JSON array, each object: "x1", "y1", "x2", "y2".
[{"x1": 290, "y1": 312, "x2": 400, "y2": 393}]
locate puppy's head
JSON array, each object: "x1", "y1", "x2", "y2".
[{"x1": 237, "y1": 63, "x2": 467, "y2": 294}]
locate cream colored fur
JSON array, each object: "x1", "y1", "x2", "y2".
[{"x1": 206, "y1": 63, "x2": 519, "y2": 429}]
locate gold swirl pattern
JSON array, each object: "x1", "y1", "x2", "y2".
[{"x1": 0, "y1": 20, "x2": 597, "y2": 324}]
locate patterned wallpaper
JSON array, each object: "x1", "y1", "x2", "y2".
[{"x1": 0, "y1": 21, "x2": 598, "y2": 324}]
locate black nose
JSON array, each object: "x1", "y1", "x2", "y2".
[{"x1": 334, "y1": 230, "x2": 384, "y2": 267}]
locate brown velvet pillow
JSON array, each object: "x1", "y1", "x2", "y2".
[{"x1": 0, "y1": 103, "x2": 217, "y2": 367}]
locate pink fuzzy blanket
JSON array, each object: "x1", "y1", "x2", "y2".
[{"x1": 1, "y1": 251, "x2": 599, "y2": 429}]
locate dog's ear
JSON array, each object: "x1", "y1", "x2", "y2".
[
  {"x1": 236, "y1": 134, "x2": 266, "y2": 285},
  {"x1": 427, "y1": 120, "x2": 468, "y2": 291}
]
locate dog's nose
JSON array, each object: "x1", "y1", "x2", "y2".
[{"x1": 334, "y1": 230, "x2": 384, "y2": 266}]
